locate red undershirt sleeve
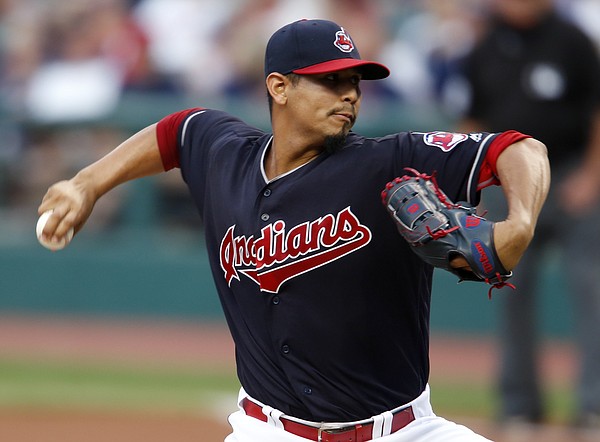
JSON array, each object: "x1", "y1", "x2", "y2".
[
  {"x1": 477, "y1": 130, "x2": 531, "y2": 190},
  {"x1": 156, "y1": 108, "x2": 203, "y2": 170}
]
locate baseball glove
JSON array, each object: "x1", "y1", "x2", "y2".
[{"x1": 381, "y1": 168, "x2": 513, "y2": 296}]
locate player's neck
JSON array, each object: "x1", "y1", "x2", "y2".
[{"x1": 264, "y1": 138, "x2": 322, "y2": 181}]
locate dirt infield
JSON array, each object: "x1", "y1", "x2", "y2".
[
  {"x1": 0, "y1": 409, "x2": 231, "y2": 442},
  {"x1": 0, "y1": 314, "x2": 582, "y2": 441}
]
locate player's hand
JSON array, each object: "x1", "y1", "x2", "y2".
[
  {"x1": 447, "y1": 219, "x2": 532, "y2": 275},
  {"x1": 449, "y1": 256, "x2": 471, "y2": 272},
  {"x1": 448, "y1": 221, "x2": 527, "y2": 274},
  {"x1": 37, "y1": 178, "x2": 97, "y2": 242}
]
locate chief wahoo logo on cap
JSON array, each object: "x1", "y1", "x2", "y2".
[{"x1": 334, "y1": 28, "x2": 354, "y2": 53}]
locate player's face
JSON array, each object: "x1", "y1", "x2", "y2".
[{"x1": 288, "y1": 69, "x2": 363, "y2": 141}]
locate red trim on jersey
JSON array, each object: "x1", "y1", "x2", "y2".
[
  {"x1": 156, "y1": 108, "x2": 203, "y2": 170},
  {"x1": 478, "y1": 130, "x2": 531, "y2": 189}
]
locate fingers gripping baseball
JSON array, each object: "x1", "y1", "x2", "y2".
[{"x1": 37, "y1": 179, "x2": 96, "y2": 248}]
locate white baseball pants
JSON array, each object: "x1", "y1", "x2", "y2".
[{"x1": 224, "y1": 385, "x2": 493, "y2": 442}]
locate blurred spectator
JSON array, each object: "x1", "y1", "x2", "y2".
[
  {"x1": 1, "y1": 0, "x2": 167, "y2": 227},
  {"x1": 1, "y1": 0, "x2": 41, "y2": 210},
  {"x1": 132, "y1": 0, "x2": 239, "y2": 99},
  {"x1": 0, "y1": 0, "x2": 45, "y2": 115},
  {"x1": 93, "y1": 0, "x2": 177, "y2": 93},
  {"x1": 458, "y1": 0, "x2": 600, "y2": 436},
  {"x1": 379, "y1": 0, "x2": 484, "y2": 109},
  {"x1": 24, "y1": 12, "x2": 122, "y2": 121},
  {"x1": 24, "y1": 0, "x2": 171, "y2": 123}
]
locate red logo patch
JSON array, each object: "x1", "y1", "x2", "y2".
[
  {"x1": 334, "y1": 28, "x2": 354, "y2": 53},
  {"x1": 423, "y1": 132, "x2": 468, "y2": 152},
  {"x1": 407, "y1": 203, "x2": 420, "y2": 214},
  {"x1": 465, "y1": 216, "x2": 481, "y2": 228}
]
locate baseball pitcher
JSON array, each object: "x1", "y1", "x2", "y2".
[{"x1": 38, "y1": 19, "x2": 550, "y2": 442}]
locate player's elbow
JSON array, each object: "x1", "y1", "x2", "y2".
[
  {"x1": 499, "y1": 137, "x2": 550, "y2": 181},
  {"x1": 523, "y1": 137, "x2": 548, "y2": 160},
  {"x1": 524, "y1": 137, "x2": 551, "y2": 189}
]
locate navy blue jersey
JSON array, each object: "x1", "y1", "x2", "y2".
[{"x1": 158, "y1": 108, "x2": 517, "y2": 421}]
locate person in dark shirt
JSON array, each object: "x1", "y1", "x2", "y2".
[{"x1": 460, "y1": 0, "x2": 600, "y2": 435}]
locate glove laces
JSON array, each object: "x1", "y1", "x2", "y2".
[
  {"x1": 402, "y1": 168, "x2": 457, "y2": 209},
  {"x1": 485, "y1": 274, "x2": 516, "y2": 300}
]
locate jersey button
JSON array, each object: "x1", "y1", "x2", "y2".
[
  {"x1": 303, "y1": 386, "x2": 312, "y2": 395},
  {"x1": 272, "y1": 296, "x2": 280, "y2": 305},
  {"x1": 281, "y1": 345, "x2": 290, "y2": 354},
  {"x1": 263, "y1": 189, "x2": 272, "y2": 197},
  {"x1": 261, "y1": 213, "x2": 270, "y2": 221}
]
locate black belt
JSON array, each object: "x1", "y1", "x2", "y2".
[{"x1": 241, "y1": 397, "x2": 415, "y2": 441}]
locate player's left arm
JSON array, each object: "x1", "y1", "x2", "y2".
[{"x1": 492, "y1": 137, "x2": 550, "y2": 271}]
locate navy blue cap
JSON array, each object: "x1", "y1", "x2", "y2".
[{"x1": 264, "y1": 19, "x2": 390, "y2": 80}]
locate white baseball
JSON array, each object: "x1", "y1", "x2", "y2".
[{"x1": 36, "y1": 210, "x2": 74, "y2": 251}]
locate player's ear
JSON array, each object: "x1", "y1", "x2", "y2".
[{"x1": 266, "y1": 73, "x2": 288, "y2": 105}]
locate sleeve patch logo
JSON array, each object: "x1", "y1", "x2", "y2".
[{"x1": 423, "y1": 131, "x2": 468, "y2": 152}]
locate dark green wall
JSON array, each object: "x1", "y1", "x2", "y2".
[{"x1": 0, "y1": 223, "x2": 572, "y2": 337}]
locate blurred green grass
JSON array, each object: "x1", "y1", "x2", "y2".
[
  {"x1": 0, "y1": 359, "x2": 239, "y2": 414},
  {"x1": 429, "y1": 381, "x2": 574, "y2": 424},
  {"x1": 0, "y1": 359, "x2": 573, "y2": 423}
]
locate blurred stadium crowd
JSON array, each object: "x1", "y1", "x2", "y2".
[{"x1": 1, "y1": 0, "x2": 599, "y2": 234}]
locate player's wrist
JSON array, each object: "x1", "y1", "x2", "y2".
[
  {"x1": 72, "y1": 165, "x2": 111, "y2": 203},
  {"x1": 493, "y1": 220, "x2": 532, "y2": 270}
]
